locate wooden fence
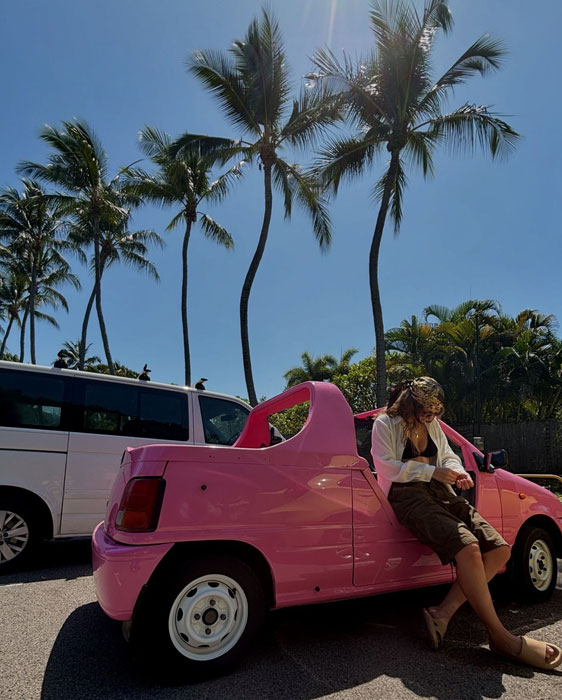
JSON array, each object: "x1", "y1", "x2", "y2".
[{"x1": 453, "y1": 421, "x2": 562, "y2": 476}]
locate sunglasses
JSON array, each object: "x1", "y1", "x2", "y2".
[{"x1": 419, "y1": 409, "x2": 442, "y2": 418}]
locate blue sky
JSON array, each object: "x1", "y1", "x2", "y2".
[{"x1": 1, "y1": 0, "x2": 560, "y2": 400}]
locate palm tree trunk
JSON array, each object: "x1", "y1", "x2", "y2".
[
  {"x1": 369, "y1": 150, "x2": 400, "y2": 406},
  {"x1": 93, "y1": 229, "x2": 115, "y2": 374},
  {"x1": 181, "y1": 220, "x2": 192, "y2": 386},
  {"x1": 79, "y1": 258, "x2": 105, "y2": 371},
  {"x1": 0, "y1": 315, "x2": 15, "y2": 359},
  {"x1": 20, "y1": 304, "x2": 29, "y2": 363},
  {"x1": 78, "y1": 284, "x2": 96, "y2": 371},
  {"x1": 29, "y1": 257, "x2": 37, "y2": 365},
  {"x1": 240, "y1": 162, "x2": 273, "y2": 406}
]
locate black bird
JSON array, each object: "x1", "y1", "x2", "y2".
[
  {"x1": 138, "y1": 364, "x2": 151, "y2": 381},
  {"x1": 195, "y1": 377, "x2": 208, "y2": 390},
  {"x1": 53, "y1": 351, "x2": 68, "y2": 369}
]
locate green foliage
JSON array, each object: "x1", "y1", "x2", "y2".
[{"x1": 268, "y1": 401, "x2": 310, "y2": 439}]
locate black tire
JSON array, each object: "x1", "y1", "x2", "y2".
[
  {"x1": 130, "y1": 554, "x2": 265, "y2": 679},
  {"x1": 0, "y1": 495, "x2": 43, "y2": 574},
  {"x1": 510, "y1": 526, "x2": 557, "y2": 602}
]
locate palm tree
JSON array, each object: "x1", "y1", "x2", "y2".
[
  {"x1": 18, "y1": 120, "x2": 140, "y2": 375},
  {"x1": 0, "y1": 269, "x2": 27, "y2": 359},
  {"x1": 0, "y1": 180, "x2": 80, "y2": 363},
  {"x1": 310, "y1": 0, "x2": 519, "y2": 405},
  {"x1": 284, "y1": 347, "x2": 358, "y2": 387},
  {"x1": 125, "y1": 127, "x2": 238, "y2": 386},
  {"x1": 186, "y1": 9, "x2": 339, "y2": 404},
  {"x1": 58, "y1": 339, "x2": 101, "y2": 369},
  {"x1": 68, "y1": 202, "x2": 163, "y2": 371},
  {"x1": 385, "y1": 314, "x2": 439, "y2": 368}
]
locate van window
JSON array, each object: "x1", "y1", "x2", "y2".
[
  {"x1": 138, "y1": 388, "x2": 188, "y2": 440},
  {"x1": 78, "y1": 379, "x2": 188, "y2": 440},
  {"x1": 199, "y1": 396, "x2": 249, "y2": 445},
  {"x1": 83, "y1": 381, "x2": 138, "y2": 434},
  {"x1": 0, "y1": 369, "x2": 68, "y2": 430}
]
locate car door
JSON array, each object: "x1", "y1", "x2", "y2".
[{"x1": 352, "y1": 468, "x2": 452, "y2": 589}]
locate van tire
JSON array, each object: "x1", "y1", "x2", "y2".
[
  {"x1": 130, "y1": 554, "x2": 265, "y2": 679},
  {"x1": 0, "y1": 495, "x2": 43, "y2": 574}
]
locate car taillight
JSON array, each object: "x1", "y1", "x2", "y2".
[{"x1": 115, "y1": 477, "x2": 165, "y2": 532}]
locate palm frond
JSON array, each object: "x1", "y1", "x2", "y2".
[
  {"x1": 416, "y1": 35, "x2": 506, "y2": 118},
  {"x1": 373, "y1": 156, "x2": 407, "y2": 233},
  {"x1": 427, "y1": 103, "x2": 520, "y2": 159},
  {"x1": 279, "y1": 161, "x2": 331, "y2": 250},
  {"x1": 188, "y1": 50, "x2": 261, "y2": 134},
  {"x1": 315, "y1": 135, "x2": 381, "y2": 193},
  {"x1": 272, "y1": 160, "x2": 293, "y2": 219},
  {"x1": 199, "y1": 214, "x2": 234, "y2": 249}
]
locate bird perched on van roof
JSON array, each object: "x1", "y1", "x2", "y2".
[
  {"x1": 138, "y1": 364, "x2": 151, "y2": 381},
  {"x1": 195, "y1": 378, "x2": 207, "y2": 390},
  {"x1": 53, "y1": 350, "x2": 69, "y2": 369}
]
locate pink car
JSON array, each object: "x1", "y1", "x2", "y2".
[{"x1": 93, "y1": 381, "x2": 562, "y2": 677}]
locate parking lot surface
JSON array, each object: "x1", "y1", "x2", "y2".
[{"x1": 2, "y1": 539, "x2": 562, "y2": 700}]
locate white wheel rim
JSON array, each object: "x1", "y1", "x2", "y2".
[
  {"x1": 168, "y1": 573, "x2": 249, "y2": 661},
  {"x1": 528, "y1": 539, "x2": 553, "y2": 591},
  {"x1": 0, "y1": 510, "x2": 29, "y2": 563}
]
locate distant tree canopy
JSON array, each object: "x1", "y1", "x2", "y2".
[{"x1": 274, "y1": 300, "x2": 562, "y2": 437}]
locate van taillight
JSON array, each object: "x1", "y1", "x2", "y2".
[{"x1": 115, "y1": 478, "x2": 165, "y2": 532}]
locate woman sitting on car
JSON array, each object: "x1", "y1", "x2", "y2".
[{"x1": 371, "y1": 376, "x2": 561, "y2": 670}]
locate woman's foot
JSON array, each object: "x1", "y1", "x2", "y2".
[
  {"x1": 490, "y1": 633, "x2": 559, "y2": 665},
  {"x1": 423, "y1": 608, "x2": 449, "y2": 650}
]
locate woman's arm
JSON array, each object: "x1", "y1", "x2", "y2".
[{"x1": 371, "y1": 416, "x2": 436, "y2": 484}]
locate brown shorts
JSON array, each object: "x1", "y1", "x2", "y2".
[{"x1": 388, "y1": 480, "x2": 508, "y2": 565}]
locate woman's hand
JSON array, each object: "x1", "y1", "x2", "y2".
[
  {"x1": 455, "y1": 474, "x2": 474, "y2": 490},
  {"x1": 431, "y1": 467, "x2": 461, "y2": 484}
]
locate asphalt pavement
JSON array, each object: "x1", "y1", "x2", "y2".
[{"x1": 2, "y1": 538, "x2": 562, "y2": 700}]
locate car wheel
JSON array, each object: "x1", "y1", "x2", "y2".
[
  {"x1": 511, "y1": 526, "x2": 557, "y2": 602},
  {"x1": 0, "y1": 496, "x2": 42, "y2": 574},
  {"x1": 131, "y1": 554, "x2": 265, "y2": 678}
]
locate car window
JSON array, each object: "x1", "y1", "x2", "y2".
[
  {"x1": 0, "y1": 369, "x2": 67, "y2": 429},
  {"x1": 199, "y1": 396, "x2": 250, "y2": 445}
]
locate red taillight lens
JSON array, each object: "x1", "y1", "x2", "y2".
[{"x1": 116, "y1": 477, "x2": 165, "y2": 532}]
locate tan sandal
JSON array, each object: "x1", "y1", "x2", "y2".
[
  {"x1": 491, "y1": 636, "x2": 562, "y2": 670},
  {"x1": 423, "y1": 608, "x2": 448, "y2": 650}
]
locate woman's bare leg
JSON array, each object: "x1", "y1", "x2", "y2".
[
  {"x1": 429, "y1": 543, "x2": 555, "y2": 660},
  {"x1": 429, "y1": 545, "x2": 510, "y2": 623}
]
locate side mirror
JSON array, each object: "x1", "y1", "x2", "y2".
[
  {"x1": 484, "y1": 449, "x2": 509, "y2": 472},
  {"x1": 269, "y1": 426, "x2": 283, "y2": 446}
]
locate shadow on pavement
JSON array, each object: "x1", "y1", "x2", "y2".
[
  {"x1": 40, "y1": 578, "x2": 562, "y2": 700},
  {"x1": 0, "y1": 537, "x2": 92, "y2": 586}
]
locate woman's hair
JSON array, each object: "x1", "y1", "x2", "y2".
[{"x1": 385, "y1": 377, "x2": 445, "y2": 435}]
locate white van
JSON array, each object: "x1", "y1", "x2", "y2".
[{"x1": 0, "y1": 361, "x2": 258, "y2": 572}]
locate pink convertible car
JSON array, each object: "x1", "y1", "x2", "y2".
[{"x1": 93, "y1": 382, "x2": 562, "y2": 676}]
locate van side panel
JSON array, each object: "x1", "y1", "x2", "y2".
[{"x1": 0, "y1": 426, "x2": 67, "y2": 534}]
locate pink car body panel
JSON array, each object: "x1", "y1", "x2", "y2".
[{"x1": 93, "y1": 382, "x2": 562, "y2": 622}]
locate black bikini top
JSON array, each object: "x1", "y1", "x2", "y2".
[{"x1": 402, "y1": 433, "x2": 438, "y2": 460}]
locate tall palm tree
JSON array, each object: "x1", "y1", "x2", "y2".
[
  {"x1": 68, "y1": 202, "x2": 163, "y2": 370},
  {"x1": 310, "y1": 0, "x2": 519, "y2": 405},
  {"x1": 186, "y1": 9, "x2": 339, "y2": 404},
  {"x1": 0, "y1": 180, "x2": 80, "y2": 364},
  {"x1": 125, "y1": 127, "x2": 238, "y2": 386},
  {"x1": 284, "y1": 347, "x2": 358, "y2": 387},
  {"x1": 18, "y1": 120, "x2": 139, "y2": 375}
]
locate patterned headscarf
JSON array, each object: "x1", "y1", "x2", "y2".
[{"x1": 408, "y1": 376, "x2": 444, "y2": 412}]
